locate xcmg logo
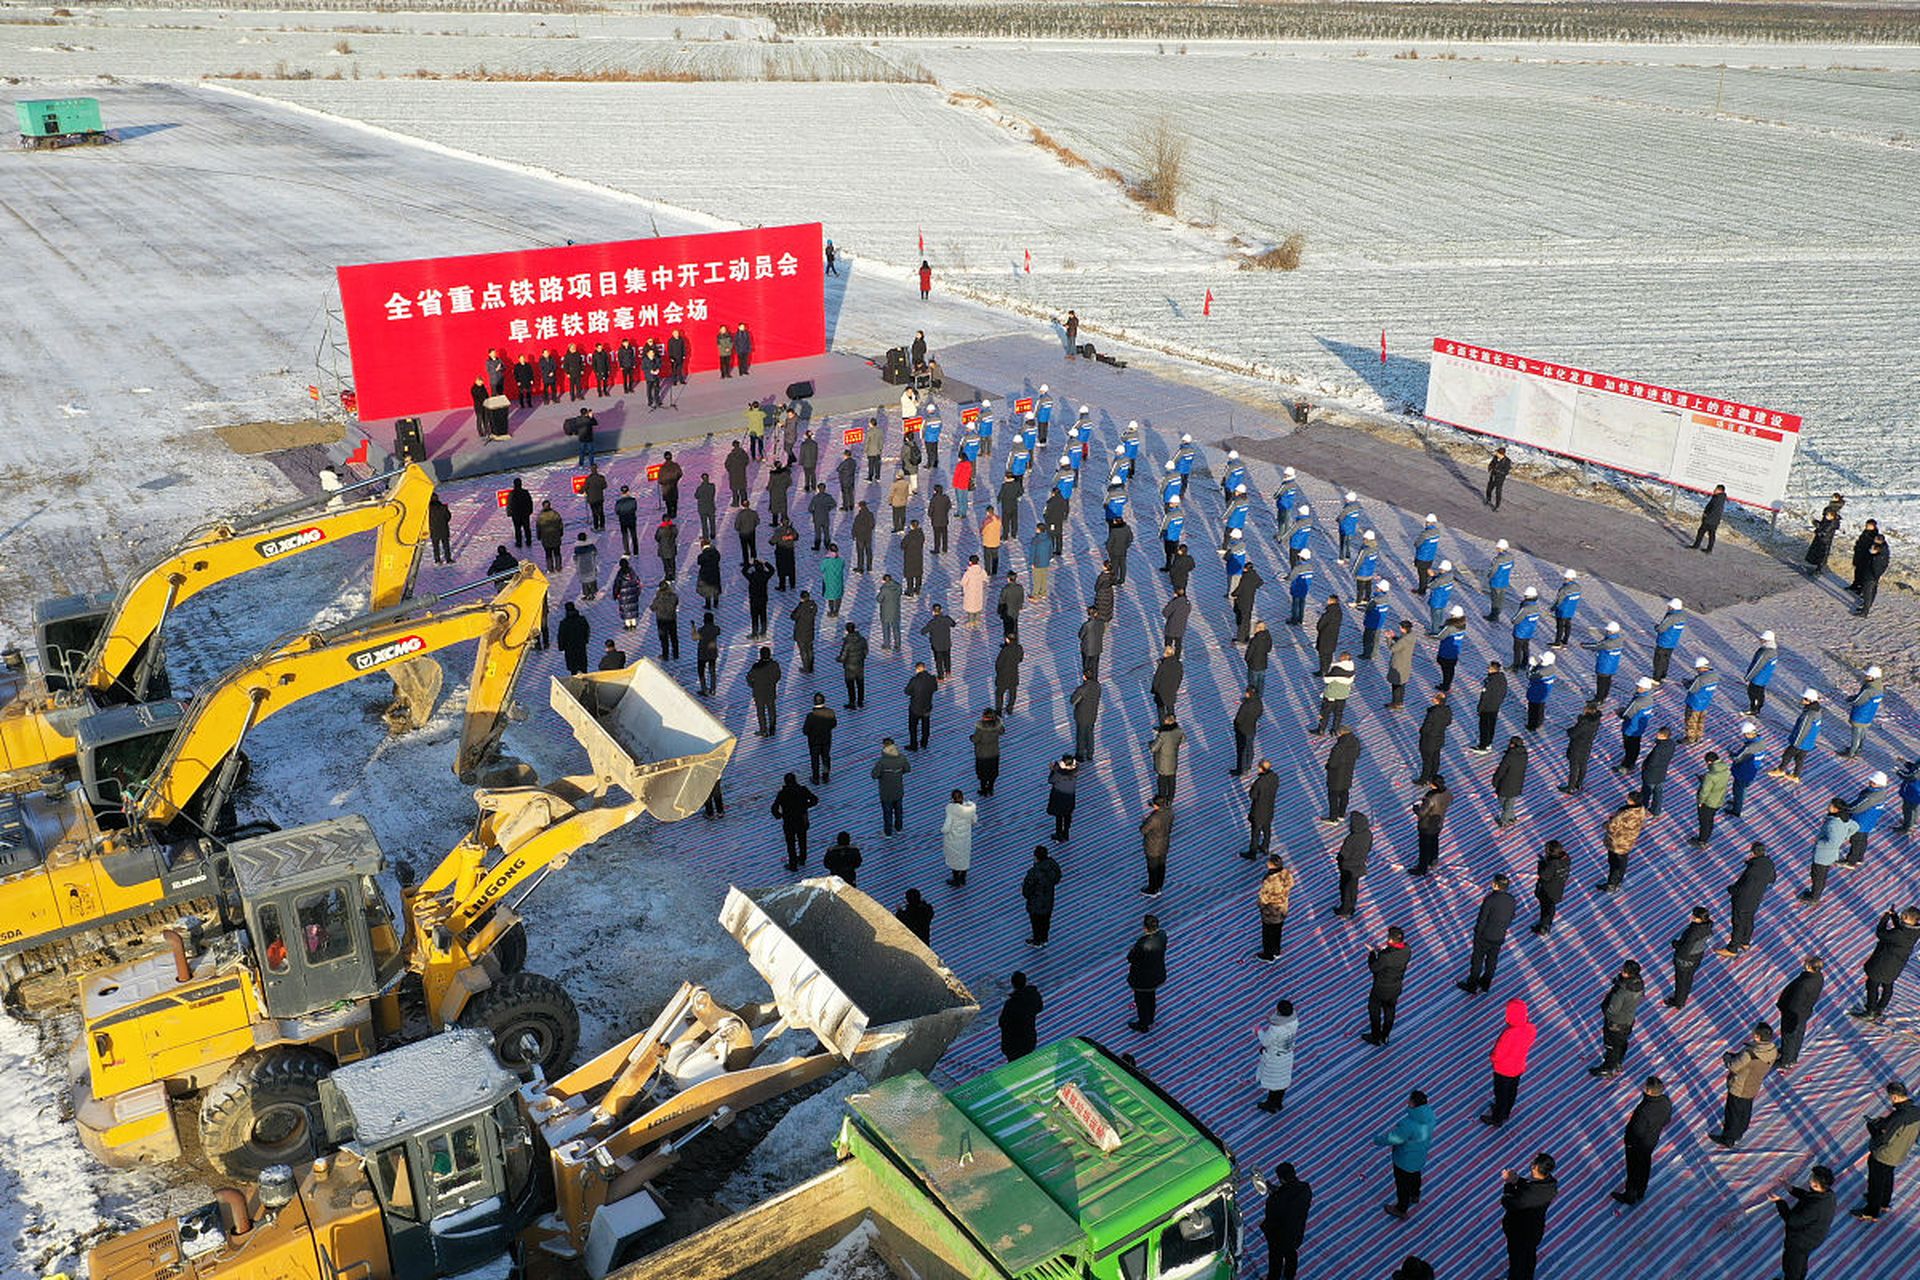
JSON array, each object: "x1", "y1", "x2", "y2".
[
  {"x1": 349, "y1": 634, "x2": 426, "y2": 671},
  {"x1": 255, "y1": 527, "x2": 327, "y2": 559}
]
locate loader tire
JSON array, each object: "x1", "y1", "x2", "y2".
[
  {"x1": 487, "y1": 917, "x2": 529, "y2": 975},
  {"x1": 197, "y1": 1046, "x2": 332, "y2": 1180},
  {"x1": 460, "y1": 971, "x2": 577, "y2": 1075}
]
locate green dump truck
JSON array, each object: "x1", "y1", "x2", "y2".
[
  {"x1": 16, "y1": 97, "x2": 108, "y2": 148},
  {"x1": 618, "y1": 1037, "x2": 1242, "y2": 1280}
]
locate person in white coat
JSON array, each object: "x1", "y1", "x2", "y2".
[
  {"x1": 943, "y1": 789, "x2": 978, "y2": 886},
  {"x1": 1256, "y1": 999, "x2": 1298, "y2": 1113}
]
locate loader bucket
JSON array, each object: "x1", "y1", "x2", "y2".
[
  {"x1": 551, "y1": 662, "x2": 734, "y2": 822},
  {"x1": 719, "y1": 878, "x2": 979, "y2": 1081}
]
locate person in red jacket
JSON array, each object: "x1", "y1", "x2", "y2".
[
  {"x1": 952, "y1": 454, "x2": 975, "y2": 519},
  {"x1": 1483, "y1": 997, "x2": 1538, "y2": 1127}
]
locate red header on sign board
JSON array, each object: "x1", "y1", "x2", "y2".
[
  {"x1": 645, "y1": 462, "x2": 663, "y2": 482},
  {"x1": 496, "y1": 489, "x2": 511, "y2": 509},
  {"x1": 902, "y1": 416, "x2": 923, "y2": 434},
  {"x1": 1014, "y1": 396, "x2": 1035, "y2": 414},
  {"x1": 571, "y1": 474, "x2": 587, "y2": 495},
  {"x1": 960, "y1": 405, "x2": 981, "y2": 425},
  {"x1": 843, "y1": 427, "x2": 866, "y2": 446}
]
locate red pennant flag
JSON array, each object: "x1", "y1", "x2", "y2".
[
  {"x1": 1381, "y1": 329, "x2": 1388, "y2": 364},
  {"x1": 1024, "y1": 248, "x2": 1032, "y2": 274},
  {"x1": 918, "y1": 228, "x2": 925, "y2": 255},
  {"x1": 1203, "y1": 288, "x2": 1213, "y2": 317}
]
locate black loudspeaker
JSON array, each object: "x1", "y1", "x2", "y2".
[
  {"x1": 394, "y1": 417, "x2": 427, "y2": 463},
  {"x1": 786, "y1": 379, "x2": 816, "y2": 401},
  {"x1": 1076, "y1": 343, "x2": 1096, "y2": 358},
  {"x1": 881, "y1": 347, "x2": 910, "y2": 384}
]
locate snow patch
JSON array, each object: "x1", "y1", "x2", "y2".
[{"x1": 714, "y1": 1072, "x2": 865, "y2": 1212}]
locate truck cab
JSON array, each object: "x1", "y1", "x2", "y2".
[{"x1": 319, "y1": 1030, "x2": 544, "y2": 1278}]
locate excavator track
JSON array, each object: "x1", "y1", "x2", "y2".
[{"x1": 2, "y1": 898, "x2": 220, "y2": 1014}]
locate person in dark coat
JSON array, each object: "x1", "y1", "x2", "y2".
[
  {"x1": 556, "y1": 601, "x2": 591, "y2": 674},
  {"x1": 768, "y1": 771, "x2": 820, "y2": 871},
  {"x1": 666, "y1": 326, "x2": 689, "y2": 384},
  {"x1": 590, "y1": 343, "x2": 612, "y2": 396},
  {"x1": 1493, "y1": 736, "x2": 1528, "y2": 826},
  {"x1": 1485, "y1": 445, "x2": 1512, "y2": 508},
  {"x1": 1590, "y1": 960, "x2": 1646, "y2": 1077},
  {"x1": 970, "y1": 709, "x2": 1004, "y2": 796},
  {"x1": 1232, "y1": 564, "x2": 1264, "y2": 643},
  {"x1": 1458, "y1": 874, "x2": 1516, "y2": 994},
  {"x1": 1334, "y1": 811, "x2": 1372, "y2": 917},
  {"x1": 790, "y1": 590, "x2": 818, "y2": 673},
  {"x1": 871, "y1": 737, "x2": 912, "y2": 835},
  {"x1": 1022, "y1": 845, "x2": 1063, "y2": 945},
  {"x1": 1262, "y1": 1163, "x2": 1314, "y2": 1280},
  {"x1": 1416, "y1": 692, "x2": 1451, "y2": 786},
  {"x1": 486, "y1": 544, "x2": 518, "y2": 576},
  {"x1": 993, "y1": 636, "x2": 1024, "y2": 715},
  {"x1": 1150, "y1": 645, "x2": 1184, "y2": 722},
  {"x1": 1231, "y1": 687, "x2": 1264, "y2": 776},
  {"x1": 1070, "y1": 674, "x2": 1102, "y2": 762},
  {"x1": 817, "y1": 832, "x2": 860, "y2": 886},
  {"x1": 512, "y1": 353, "x2": 536, "y2": 407},
  {"x1": 902, "y1": 520, "x2": 926, "y2": 594},
  {"x1": 1770, "y1": 1166, "x2": 1836, "y2": 1280},
  {"x1": 1856, "y1": 1080, "x2": 1920, "y2": 1220},
  {"x1": 724, "y1": 441, "x2": 751, "y2": 507},
  {"x1": 1561, "y1": 701, "x2": 1602, "y2": 794},
  {"x1": 1245, "y1": 759, "x2": 1279, "y2": 860},
  {"x1": 426, "y1": 493, "x2": 453, "y2": 564},
  {"x1": 597, "y1": 639, "x2": 626, "y2": 671},
  {"x1": 1126, "y1": 914, "x2": 1168, "y2": 1032},
  {"x1": 1244, "y1": 620, "x2": 1272, "y2": 694},
  {"x1": 1639, "y1": 727, "x2": 1676, "y2": 817},
  {"x1": 1848, "y1": 518, "x2": 1881, "y2": 592},
  {"x1": 896, "y1": 888, "x2": 933, "y2": 944},
  {"x1": 507, "y1": 477, "x2": 535, "y2": 547},
  {"x1": 1717, "y1": 841, "x2": 1775, "y2": 956},
  {"x1": 650, "y1": 579, "x2": 680, "y2": 660},
  {"x1": 538, "y1": 348, "x2": 560, "y2": 405},
  {"x1": 743, "y1": 557, "x2": 774, "y2": 639},
  {"x1": 999, "y1": 972, "x2": 1043, "y2": 1061},
  {"x1": 1805, "y1": 504, "x2": 1841, "y2": 575},
  {"x1": 1324, "y1": 727, "x2": 1360, "y2": 822},
  {"x1": 1666, "y1": 906, "x2": 1713, "y2": 1008},
  {"x1": 1361, "y1": 926, "x2": 1410, "y2": 1046},
  {"x1": 563, "y1": 343, "x2": 588, "y2": 400},
  {"x1": 1611, "y1": 1075, "x2": 1672, "y2": 1206},
  {"x1": 693, "y1": 474, "x2": 717, "y2": 543},
  {"x1": 1774, "y1": 954, "x2": 1823, "y2": 1070},
  {"x1": 1139, "y1": 797, "x2": 1174, "y2": 897},
  {"x1": 1148, "y1": 715, "x2": 1184, "y2": 803},
  {"x1": 905, "y1": 662, "x2": 939, "y2": 751},
  {"x1": 837, "y1": 622, "x2": 868, "y2": 709},
  {"x1": 1692, "y1": 483, "x2": 1728, "y2": 552},
  {"x1": 1530, "y1": 839, "x2": 1570, "y2": 936},
  {"x1": 1047, "y1": 755, "x2": 1079, "y2": 841},
  {"x1": 745, "y1": 645, "x2": 781, "y2": 736},
  {"x1": 1410, "y1": 776, "x2": 1450, "y2": 875},
  {"x1": 1500, "y1": 1153, "x2": 1560, "y2": 1280},
  {"x1": 1314, "y1": 595, "x2": 1345, "y2": 676},
  {"x1": 691, "y1": 610, "x2": 721, "y2": 695},
  {"x1": 1474, "y1": 660, "x2": 1509, "y2": 751},
  {"x1": 1855, "y1": 905, "x2": 1920, "y2": 1020},
  {"x1": 851, "y1": 500, "x2": 876, "y2": 573}
]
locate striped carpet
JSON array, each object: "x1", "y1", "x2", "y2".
[{"x1": 429, "y1": 370, "x2": 1917, "y2": 1280}]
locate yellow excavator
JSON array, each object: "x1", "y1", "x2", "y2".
[
  {"x1": 83, "y1": 873, "x2": 977, "y2": 1280},
  {"x1": 0, "y1": 565, "x2": 547, "y2": 1010},
  {"x1": 70, "y1": 663, "x2": 737, "y2": 1180},
  {"x1": 0, "y1": 464, "x2": 434, "y2": 783}
]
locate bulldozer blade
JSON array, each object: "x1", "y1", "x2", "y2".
[{"x1": 384, "y1": 656, "x2": 445, "y2": 731}]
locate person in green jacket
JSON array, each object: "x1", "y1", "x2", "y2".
[
  {"x1": 821, "y1": 544, "x2": 847, "y2": 616},
  {"x1": 1693, "y1": 751, "x2": 1733, "y2": 847},
  {"x1": 1375, "y1": 1090, "x2": 1438, "y2": 1219}
]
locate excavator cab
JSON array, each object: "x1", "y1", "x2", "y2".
[
  {"x1": 32, "y1": 593, "x2": 116, "y2": 695},
  {"x1": 71, "y1": 701, "x2": 187, "y2": 825},
  {"x1": 319, "y1": 1031, "x2": 540, "y2": 1278},
  {"x1": 226, "y1": 817, "x2": 396, "y2": 1019}
]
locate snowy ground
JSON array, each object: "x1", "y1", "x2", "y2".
[{"x1": 3, "y1": 20, "x2": 1920, "y2": 1280}]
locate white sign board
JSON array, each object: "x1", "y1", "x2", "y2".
[{"x1": 1424, "y1": 338, "x2": 1803, "y2": 509}]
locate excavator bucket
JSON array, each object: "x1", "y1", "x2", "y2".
[
  {"x1": 719, "y1": 878, "x2": 979, "y2": 1081},
  {"x1": 383, "y1": 656, "x2": 445, "y2": 731},
  {"x1": 550, "y1": 663, "x2": 734, "y2": 822}
]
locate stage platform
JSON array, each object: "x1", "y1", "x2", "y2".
[{"x1": 360, "y1": 352, "x2": 976, "y2": 483}]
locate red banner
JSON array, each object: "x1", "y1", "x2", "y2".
[
  {"x1": 902, "y1": 416, "x2": 923, "y2": 435},
  {"x1": 571, "y1": 474, "x2": 587, "y2": 495},
  {"x1": 336, "y1": 223, "x2": 825, "y2": 421},
  {"x1": 842, "y1": 427, "x2": 866, "y2": 446},
  {"x1": 1013, "y1": 396, "x2": 1034, "y2": 415},
  {"x1": 645, "y1": 462, "x2": 664, "y2": 482},
  {"x1": 960, "y1": 405, "x2": 981, "y2": 425},
  {"x1": 496, "y1": 488, "x2": 511, "y2": 509}
]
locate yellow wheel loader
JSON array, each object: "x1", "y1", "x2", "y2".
[
  {"x1": 84, "y1": 874, "x2": 979, "y2": 1280},
  {"x1": 70, "y1": 663, "x2": 736, "y2": 1180},
  {"x1": 0, "y1": 464, "x2": 434, "y2": 784},
  {"x1": 0, "y1": 565, "x2": 547, "y2": 1010}
]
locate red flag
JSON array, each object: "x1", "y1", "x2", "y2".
[
  {"x1": 1024, "y1": 248, "x2": 1032, "y2": 274},
  {"x1": 918, "y1": 228, "x2": 925, "y2": 255},
  {"x1": 1203, "y1": 288, "x2": 1213, "y2": 317},
  {"x1": 1381, "y1": 329, "x2": 1387, "y2": 364}
]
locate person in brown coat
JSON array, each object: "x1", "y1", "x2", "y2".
[
  {"x1": 1258, "y1": 854, "x2": 1294, "y2": 962},
  {"x1": 1595, "y1": 792, "x2": 1648, "y2": 894},
  {"x1": 1710, "y1": 1022, "x2": 1779, "y2": 1148},
  {"x1": 1140, "y1": 796, "x2": 1174, "y2": 897}
]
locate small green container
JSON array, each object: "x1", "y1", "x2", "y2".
[{"x1": 16, "y1": 97, "x2": 106, "y2": 145}]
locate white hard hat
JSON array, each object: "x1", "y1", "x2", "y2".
[
  {"x1": 1228, "y1": 449, "x2": 1241, "y2": 460},
  {"x1": 1437, "y1": 559, "x2": 1452, "y2": 572},
  {"x1": 1495, "y1": 539, "x2": 1509, "y2": 551},
  {"x1": 1025, "y1": 412, "x2": 1035, "y2": 422},
  {"x1": 1080, "y1": 404, "x2": 1090, "y2": 414},
  {"x1": 1668, "y1": 598, "x2": 1683, "y2": 610},
  {"x1": 1605, "y1": 621, "x2": 1620, "y2": 633},
  {"x1": 1694, "y1": 657, "x2": 1711, "y2": 668},
  {"x1": 1059, "y1": 454, "x2": 1072, "y2": 466},
  {"x1": 1164, "y1": 459, "x2": 1177, "y2": 471},
  {"x1": 1128, "y1": 419, "x2": 1140, "y2": 431},
  {"x1": 1805, "y1": 689, "x2": 1821, "y2": 702},
  {"x1": 1740, "y1": 721, "x2": 1757, "y2": 735},
  {"x1": 1228, "y1": 526, "x2": 1242, "y2": 539},
  {"x1": 1376, "y1": 581, "x2": 1391, "y2": 593},
  {"x1": 1866, "y1": 665, "x2": 1882, "y2": 678},
  {"x1": 1039, "y1": 384, "x2": 1049, "y2": 393},
  {"x1": 1168, "y1": 494, "x2": 1182, "y2": 506},
  {"x1": 1283, "y1": 467, "x2": 1297, "y2": 479},
  {"x1": 1538, "y1": 652, "x2": 1555, "y2": 666},
  {"x1": 1114, "y1": 444, "x2": 1126, "y2": 455},
  {"x1": 1424, "y1": 513, "x2": 1438, "y2": 523},
  {"x1": 1297, "y1": 504, "x2": 1311, "y2": 516},
  {"x1": 1180, "y1": 432, "x2": 1192, "y2": 443},
  {"x1": 1344, "y1": 490, "x2": 1357, "y2": 501},
  {"x1": 1234, "y1": 484, "x2": 1248, "y2": 495},
  {"x1": 1298, "y1": 548, "x2": 1311, "y2": 560},
  {"x1": 982, "y1": 398, "x2": 993, "y2": 408},
  {"x1": 1363, "y1": 530, "x2": 1376, "y2": 541},
  {"x1": 1522, "y1": 586, "x2": 1538, "y2": 598},
  {"x1": 1637, "y1": 677, "x2": 1656, "y2": 690},
  {"x1": 1563, "y1": 569, "x2": 1577, "y2": 580},
  {"x1": 1870, "y1": 770, "x2": 1890, "y2": 787},
  {"x1": 1760, "y1": 630, "x2": 1776, "y2": 643},
  {"x1": 1449, "y1": 605, "x2": 1465, "y2": 618}
]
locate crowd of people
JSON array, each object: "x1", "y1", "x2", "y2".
[{"x1": 451, "y1": 366, "x2": 1912, "y2": 1280}]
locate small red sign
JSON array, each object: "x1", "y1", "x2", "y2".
[
  {"x1": 960, "y1": 405, "x2": 981, "y2": 425},
  {"x1": 1056, "y1": 1082, "x2": 1121, "y2": 1153},
  {"x1": 571, "y1": 474, "x2": 587, "y2": 495},
  {"x1": 903, "y1": 416, "x2": 923, "y2": 434},
  {"x1": 1014, "y1": 396, "x2": 1034, "y2": 414},
  {"x1": 645, "y1": 462, "x2": 664, "y2": 482},
  {"x1": 496, "y1": 489, "x2": 512, "y2": 509},
  {"x1": 843, "y1": 427, "x2": 866, "y2": 446}
]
